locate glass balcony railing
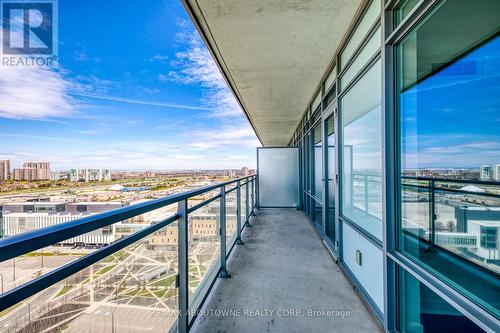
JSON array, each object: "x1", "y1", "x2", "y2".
[{"x1": 0, "y1": 175, "x2": 257, "y2": 333}]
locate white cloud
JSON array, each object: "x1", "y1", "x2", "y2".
[
  {"x1": 186, "y1": 126, "x2": 261, "y2": 152},
  {"x1": 151, "y1": 55, "x2": 169, "y2": 61},
  {"x1": 403, "y1": 139, "x2": 500, "y2": 168},
  {"x1": 162, "y1": 26, "x2": 242, "y2": 119},
  {"x1": 69, "y1": 91, "x2": 214, "y2": 111},
  {"x1": 0, "y1": 66, "x2": 76, "y2": 119}
]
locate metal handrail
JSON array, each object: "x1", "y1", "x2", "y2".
[
  {"x1": 403, "y1": 175, "x2": 500, "y2": 186},
  {"x1": 0, "y1": 175, "x2": 257, "y2": 318},
  {"x1": 0, "y1": 215, "x2": 178, "y2": 311},
  {"x1": 346, "y1": 173, "x2": 500, "y2": 227},
  {"x1": 0, "y1": 175, "x2": 256, "y2": 262}
]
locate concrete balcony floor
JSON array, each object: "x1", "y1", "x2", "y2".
[{"x1": 191, "y1": 208, "x2": 383, "y2": 333}]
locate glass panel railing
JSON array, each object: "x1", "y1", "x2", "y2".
[
  {"x1": 187, "y1": 198, "x2": 221, "y2": 318},
  {"x1": 0, "y1": 204, "x2": 176, "y2": 295},
  {"x1": 0, "y1": 221, "x2": 179, "y2": 333},
  {"x1": 240, "y1": 183, "x2": 247, "y2": 227},
  {"x1": 225, "y1": 189, "x2": 237, "y2": 254},
  {"x1": 0, "y1": 175, "x2": 257, "y2": 332}
]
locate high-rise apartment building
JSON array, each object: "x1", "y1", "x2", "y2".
[
  {"x1": 51, "y1": 171, "x2": 62, "y2": 181},
  {"x1": 493, "y1": 164, "x2": 500, "y2": 181},
  {"x1": 85, "y1": 168, "x2": 101, "y2": 182},
  {"x1": 70, "y1": 168, "x2": 111, "y2": 182},
  {"x1": 13, "y1": 168, "x2": 37, "y2": 181},
  {"x1": 36, "y1": 162, "x2": 51, "y2": 180},
  {"x1": 22, "y1": 162, "x2": 37, "y2": 168},
  {"x1": 102, "y1": 168, "x2": 111, "y2": 181},
  {"x1": 12, "y1": 161, "x2": 51, "y2": 181},
  {"x1": 0, "y1": 160, "x2": 10, "y2": 180},
  {"x1": 480, "y1": 164, "x2": 500, "y2": 181},
  {"x1": 480, "y1": 165, "x2": 493, "y2": 180}
]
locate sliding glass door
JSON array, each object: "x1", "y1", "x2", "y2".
[
  {"x1": 323, "y1": 103, "x2": 338, "y2": 249},
  {"x1": 310, "y1": 122, "x2": 323, "y2": 230}
]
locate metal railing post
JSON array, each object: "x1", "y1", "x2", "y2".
[
  {"x1": 250, "y1": 177, "x2": 256, "y2": 216},
  {"x1": 256, "y1": 174, "x2": 260, "y2": 209},
  {"x1": 177, "y1": 199, "x2": 188, "y2": 333},
  {"x1": 219, "y1": 186, "x2": 230, "y2": 278},
  {"x1": 245, "y1": 181, "x2": 251, "y2": 227},
  {"x1": 236, "y1": 181, "x2": 244, "y2": 245},
  {"x1": 429, "y1": 180, "x2": 436, "y2": 247}
]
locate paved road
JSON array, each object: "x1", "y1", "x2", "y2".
[{"x1": 0, "y1": 284, "x2": 60, "y2": 331}]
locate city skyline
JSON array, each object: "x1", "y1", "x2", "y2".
[
  {"x1": 0, "y1": 159, "x2": 254, "y2": 183},
  {"x1": 1, "y1": 159, "x2": 254, "y2": 173}
]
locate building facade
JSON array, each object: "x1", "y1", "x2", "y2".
[
  {"x1": 481, "y1": 165, "x2": 493, "y2": 180},
  {"x1": 148, "y1": 201, "x2": 237, "y2": 247},
  {"x1": 2, "y1": 213, "x2": 115, "y2": 245},
  {"x1": 12, "y1": 162, "x2": 51, "y2": 181},
  {"x1": 493, "y1": 164, "x2": 500, "y2": 181},
  {"x1": 69, "y1": 168, "x2": 111, "y2": 182},
  {"x1": 185, "y1": 0, "x2": 500, "y2": 331},
  {"x1": 0, "y1": 201, "x2": 129, "y2": 245},
  {"x1": 0, "y1": 160, "x2": 10, "y2": 181}
]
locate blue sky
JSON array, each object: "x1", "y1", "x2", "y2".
[{"x1": 0, "y1": 0, "x2": 259, "y2": 171}]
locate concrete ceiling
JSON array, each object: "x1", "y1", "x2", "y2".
[{"x1": 183, "y1": 0, "x2": 363, "y2": 146}]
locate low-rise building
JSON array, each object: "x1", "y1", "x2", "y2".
[
  {"x1": 2, "y1": 212, "x2": 114, "y2": 245},
  {"x1": 0, "y1": 201, "x2": 130, "y2": 245}
]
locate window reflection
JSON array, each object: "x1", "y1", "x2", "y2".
[
  {"x1": 313, "y1": 123, "x2": 322, "y2": 200},
  {"x1": 341, "y1": 60, "x2": 383, "y2": 240},
  {"x1": 397, "y1": 266, "x2": 485, "y2": 333},
  {"x1": 397, "y1": 0, "x2": 500, "y2": 318}
]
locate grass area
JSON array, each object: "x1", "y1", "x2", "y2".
[
  {"x1": 24, "y1": 252, "x2": 56, "y2": 257},
  {"x1": 115, "y1": 250, "x2": 129, "y2": 261},
  {"x1": 152, "y1": 289, "x2": 177, "y2": 299},
  {"x1": 94, "y1": 264, "x2": 116, "y2": 277},
  {"x1": 0, "y1": 303, "x2": 22, "y2": 317},
  {"x1": 56, "y1": 323, "x2": 70, "y2": 332},
  {"x1": 150, "y1": 274, "x2": 176, "y2": 287},
  {"x1": 55, "y1": 285, "x2": 74, "y2": 298},
  {"x1": 101, "y1": 255, "x2": 116, "y2": 263}
]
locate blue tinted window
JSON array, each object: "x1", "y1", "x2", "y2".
[{"x1": 397, "y1": 0, "x2": 500, "y2": 319}]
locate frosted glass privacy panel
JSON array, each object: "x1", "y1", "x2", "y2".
[{"x1": 258, "y1": 148, "x2": 299, "y2": 207}]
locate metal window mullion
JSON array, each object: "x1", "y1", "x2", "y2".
[
  {"x1": 177, "y1": 199, "x2": 188, "y2": 333},
  {"x1": 429, "y1": 180, "x2": 436, "y2": 246},
  {"x1": 382, "y1": 0, "x2": 397, "y2": 329}
]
